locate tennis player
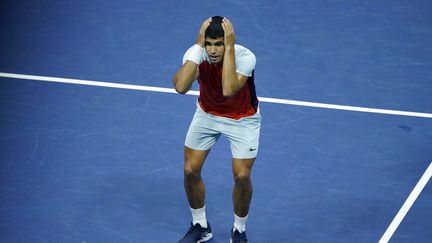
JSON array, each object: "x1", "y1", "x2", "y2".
[{"x1": 173, "y1": 16, "x2": 261, "y2": 243}]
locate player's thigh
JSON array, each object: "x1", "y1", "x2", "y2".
[
  {"x1": 225, "y1": 112, "x2": 261, "y2": 159},
  {"x1": 232, "y1": 157, "x2": 255, "y2": 180},
  {"x1": 185, "y1": 106, "x2": 221, "y2": 151},
  {"x1": 184, "y1": 146, "x2": 210, "y2": 174}
]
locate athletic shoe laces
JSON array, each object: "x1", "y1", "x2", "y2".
[{"x1": 184, "y1": 223, "x2": 207, "y2": 239}]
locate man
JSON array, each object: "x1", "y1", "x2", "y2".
[{"x1": 173, "y1": 16, "x2": 261, "y2": 243}]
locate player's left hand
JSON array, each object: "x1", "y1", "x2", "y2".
[{"x1": 222, "y1": 18, "x2": 236, "y2": 48}]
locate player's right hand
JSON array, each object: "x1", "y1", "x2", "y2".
[{"x1": 196, "y1": 18, "x2": 211, "y2": 47}]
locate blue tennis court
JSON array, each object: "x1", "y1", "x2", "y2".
[{"x1": 1, "y1": 1, "x2": 431, "y2": 242}]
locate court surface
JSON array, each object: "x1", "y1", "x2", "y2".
[{"x1": 0, "y1": 1, "x2": 431, "y2": 242}]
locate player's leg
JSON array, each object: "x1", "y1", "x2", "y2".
[
  {"x1": 224, "y1": 110, "x2": 261, "y2": 242},
  {"x1": 183, "y1": 105, "x2": 220, "y2": 209},
  {"x1": 179, "y1": 105, "x2": 219, "y2": 242},
  {"x1": 178, "y1": 147, "x2": 213, "y2": 243},
  {"x1": 183, "y1": 146, "x2": 209, "y2": 209},
  {"x1": 230, "y1": 157, "x2": 255, "y2": 243},
  {"x1": 226, "y1": 111, "x2": 261, "y2": 217},
  {"x1": 232, "y1": 157, "x2": 255, "y2": 217}
]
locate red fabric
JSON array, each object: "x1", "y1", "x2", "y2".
[{"x1": 198, "y1": 61, "x2": 258, "y2": 120}]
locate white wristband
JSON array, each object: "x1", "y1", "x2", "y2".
[{"x1": 186, "y1": 44, "x2": 203, "y2": 65}]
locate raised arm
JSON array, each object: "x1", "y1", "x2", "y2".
[
  {"x1": 221, "y1": 18, "x2": 248, "y2": 97},
  {"x1": 172, "y1": 18, "x2": 211, "y2": 94}
]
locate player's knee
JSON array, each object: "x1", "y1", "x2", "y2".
[
  {"x1": 233, "y1": 169, "x2": 251, "y2": 185},
  {"x1": 184, "y1": 162, "x2": 201, "y2": 180}
]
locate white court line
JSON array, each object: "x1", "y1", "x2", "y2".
[
  {"x1": 1, "y1": 72, "x2": 431, "y2": 119},
  {"x1": 379, "y1": 162, "x2": 432, "y2": 243}
]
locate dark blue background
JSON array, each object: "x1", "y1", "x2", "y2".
[{"x1": 1, "y1": 0, "x2": 431, "y2": 242}]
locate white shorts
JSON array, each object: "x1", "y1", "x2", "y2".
[{"x1": 185, "y1": 104, "x2": 261, "y2": 159}]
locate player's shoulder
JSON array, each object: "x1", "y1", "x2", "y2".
[
  {"x1": 234, "y1": 44, "x2": 256, "y2": 77},
  {"x1": 234, "y1": 44, "x2": 255, "y2": 57},
  {"x1": 234, "y1": 44, "x2": 256, "y2": 65}
]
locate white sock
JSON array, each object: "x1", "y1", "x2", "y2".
[
  {"x1": 233, "y1": 213, "x2": 248, "y2": 233},
  {"x1": 190, "y1": 206, "x2": 207, "y2": 228}
]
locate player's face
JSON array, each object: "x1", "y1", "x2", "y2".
[{"x1": 205, "y1": 37, "x2": 225, "y2": 63}]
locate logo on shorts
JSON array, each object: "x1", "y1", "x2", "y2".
[{"x1": 249, "y1": 148, "x2": 257, "y2": 151}]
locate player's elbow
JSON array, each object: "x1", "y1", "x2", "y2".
[
  {"x1": 174, "y1": 83, "x2": 189, "y2": 94},
  {"x1": 222, "y1": 85, "x2": 240, "y2": 97},
  {"x1": 175, "y1": 83, "x2": 191, "y2": 94},
  {"x1": 222, "y1": 77, "x2": 243, "y2": 97},
  {"x1": 172, "y1": 78, "x2": 188, "y2": 94},
  {"x1": 222, "y1": 89, "x2": 237, "y2": 97},
  {"x1": 175, "y1": 87, "x2": 189, "y2": 94}
]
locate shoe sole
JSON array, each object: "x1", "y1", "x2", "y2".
[
  {"x1": 230, "y1": 238, "x2": 248, "y2": 243},
  {"x1": 197, "y1": 233, "x2": 213, "y2": 243}
]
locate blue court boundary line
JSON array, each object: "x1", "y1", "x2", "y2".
[{"x1": 1, "y1": 72, "x2": 431, "y2": 119}]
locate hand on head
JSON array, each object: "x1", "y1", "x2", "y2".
[
  {"x1": 197, "y1": 18, "x2": 212, "y2": 47},
  {"x1": 197, "y1": 17, "x2": 236, "y2": 48},
  {"x1": 221, "y1": 17, "x2": 235, "y2": 48}
]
